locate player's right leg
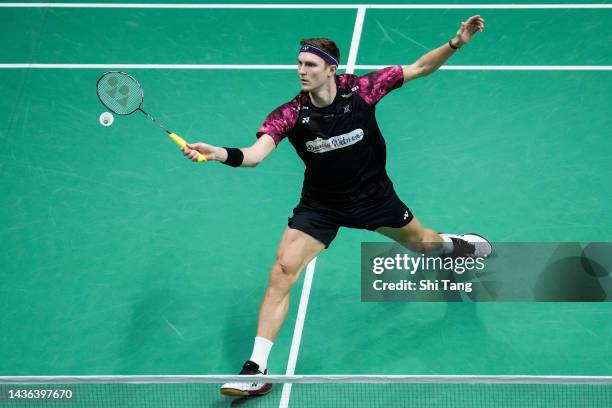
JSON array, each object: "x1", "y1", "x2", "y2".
[
  {"x1": 220, "y1": 227, "x2": 325, "y2": 397},
  {"x1": 257, "y1": 227, "x2": 325, "y2": 341}
]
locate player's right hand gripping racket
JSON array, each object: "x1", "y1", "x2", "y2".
[{"x1": 96, "y1": 71, "x2": 206, "y2": 163}]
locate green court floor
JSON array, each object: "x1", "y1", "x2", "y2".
[{"x1": 1, "y1": 2, "x2": 611, "y2": 407}]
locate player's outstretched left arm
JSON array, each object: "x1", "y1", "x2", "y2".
[{"x1": 402, "y1": 15, "x2": 485, "y2": 84}]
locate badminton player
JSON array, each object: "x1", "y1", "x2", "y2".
[{"x1": 183, "y1": 15, "x2": 488, "y2": 397}]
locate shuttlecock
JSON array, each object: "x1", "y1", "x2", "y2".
[{"x1": 99, "y1": 111, "x2": 114, "y2": 127}]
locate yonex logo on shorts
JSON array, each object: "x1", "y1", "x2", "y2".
[{"x1": 305, "y1": 128, "x2": 364, "y2": 153}]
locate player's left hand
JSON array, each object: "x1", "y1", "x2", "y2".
[{"x1": 454, "y1": 15, "x2": 485, "y2": 47}]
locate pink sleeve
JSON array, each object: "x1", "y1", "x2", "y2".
[
  {"x1": 356, "y1": 65, "x2": 404, "y2": 106},
  {"x1": 256, "y1": 97, "x2": 301, "y2": 145}
]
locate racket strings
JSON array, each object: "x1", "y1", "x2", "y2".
[{"x1": 97, "y1": 72, "x2": 143, "y2": 115}]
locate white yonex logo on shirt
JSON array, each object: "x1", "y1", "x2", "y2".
[
  {"x1": 343, "y1": 105, "x2": 350, "y2": 113},
  {"x1": 302, "y1": 117, "x2": 310, "y2": 124},
  {"x1": 305, "y1": 128, "x2": 364, "y2": 154},
  {"x1": 403, "y1": 211, "x2": 410, "y2": 220}
]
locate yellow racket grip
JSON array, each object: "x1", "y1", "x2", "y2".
[{"x1": 169, "y1": 132, "x2": 207, "y2": 163}]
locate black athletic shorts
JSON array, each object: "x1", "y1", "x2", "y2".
[{"x1": 287, "y1": 190, "x2": 414, "y2": 248}]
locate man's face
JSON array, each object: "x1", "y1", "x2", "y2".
[{"x1": 297, "y1": 52, "x2": 336, "y2": 92}]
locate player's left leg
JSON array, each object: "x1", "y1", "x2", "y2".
[
  {"x1": 377, "y1": 216, "x2": 492, "y2": 258},
  {"x1": 376, "y1": 216, "x2": 443, "y2": 254},
  {"x1": 365, "y1": 192, "x2": 492, "y2": 257}
]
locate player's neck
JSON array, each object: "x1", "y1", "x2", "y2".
[{"x1": 308, "y1": 79, "x2": 337, "y2": 108}]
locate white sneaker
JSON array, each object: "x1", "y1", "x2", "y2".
[
  {"x1": 220, "y1": 360, "x2": 272, "y2": 397},
  {"x1": 440, "y1": 233, "x2": 493, "y2": 258}
]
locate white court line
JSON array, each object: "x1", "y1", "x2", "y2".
[
  {"x1": 1, "y1": 64, "x2": 612, "y2": 70},
  {"x1": 1, "y1": 3, "x2": 612, "y2": 9},
  {"x1": 0, "y1": 64, "x2": 301, "y2": 69},
  {"x1": 279, "y1": 258, "x2": 317, "y2": 408},
  {"x1": 361, "y1": 65, "x2": 612, "y2": 70},
  {"x1": 345, "y1": 7, "x2": 367, "y2": 74}
]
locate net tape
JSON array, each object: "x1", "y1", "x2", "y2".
[{"x1": 2, "y1": 375, "x2": 612, "y2": 384}]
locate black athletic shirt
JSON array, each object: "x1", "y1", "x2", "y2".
[{"x1": 256, "y1": 66, "x2": 405, "y2": 208}]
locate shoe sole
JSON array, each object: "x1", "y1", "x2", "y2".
[
  {"x1": 439, "y1": 232, "x2": 493, "y2": 257},
  {"x1": 220, "y1": 383, "x2": 272, "y2": 398},
  {"x1": 465, "y1": 232, "x2": 493, "y2": 257}
]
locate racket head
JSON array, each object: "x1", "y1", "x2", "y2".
[{"x1": 96, "y1": 71, "x2": 144, "y2": 115}]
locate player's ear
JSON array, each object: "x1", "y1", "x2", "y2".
[{"x1": 328, "y1": 63, "x2": 337, "y2": 76}]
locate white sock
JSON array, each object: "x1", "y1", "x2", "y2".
[
  {"x1": 439, "y1": 234, "x2": 454, "y2": 254},
  {"x1": 249, "y1": 336, "x2": 273, "y2": 372}
]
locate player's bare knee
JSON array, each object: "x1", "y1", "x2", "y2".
[
  {"x1": 270, "y1": 257, "x2": 299, "y2": 284},
  {"x1": 278, "y1": 252, "x2": 300, "y2": 274},
  {"x1": 401, "y1": 241, "x2": 425, "y2": 253},
  {"x1": 409, "y1": 229, "x2": 425, "y2": 245},
  {"x1": 399, "y1": 229, "x2": 425, "y2": 251}
]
